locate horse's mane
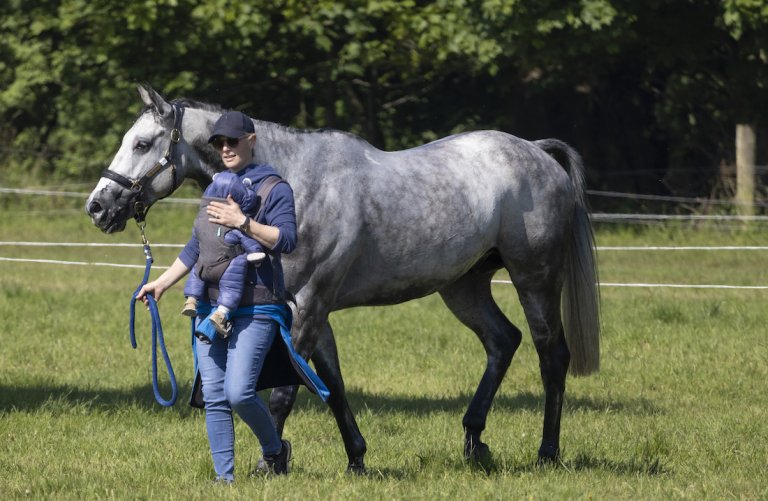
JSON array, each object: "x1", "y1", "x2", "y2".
[
  {"x1": 179, "y1": 96, "x2": 369, "y2": 145},
  {"x1": 253, "y1": 120, "x2": 371, "y2": 147},
  {"x1": 147, "y1": 96, "x2": 371, "y2": 148},
  {"x1": 173, "y1": 97, "x2": 226, "y2": 113},
  {"x1": 136, "y1": 97, "x2": 226, "y2": 119}
]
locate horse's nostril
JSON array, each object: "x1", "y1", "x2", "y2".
[{"x1": 88, "y1": 201, "x2": 103, "y2": 215}]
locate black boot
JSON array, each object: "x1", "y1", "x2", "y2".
[{"x1": 252, "y1": 440, "x2": 292, "y2": 476}]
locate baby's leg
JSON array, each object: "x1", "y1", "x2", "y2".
[
  {"x1": 216, "y1": 255, "x2": 248, "y2": 312},
  {"x1": 181, "y1": 267, "x2": 204, "y2": 316},
  {"x1": 241, "y1": 233, "x2": 266, "y2": 266}
]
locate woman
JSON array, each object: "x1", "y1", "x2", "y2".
[{"x1": 137, "y1": 111, "x2": 327, "y2": 482}]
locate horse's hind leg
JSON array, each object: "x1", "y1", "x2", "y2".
[
  {"x1": 438, "y1": 271, "x2": 523, "y2": 461},
  {"x1": 516, "y1": 282, "x2": 570, "y2": 464}
]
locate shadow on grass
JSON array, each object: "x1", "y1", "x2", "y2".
[
  {"x1": 295, "y1": 452, "x2": 669, "y2": 481},
  {"x1": 3, "y1": 384, "x2": 669, "y2": 479},
  {"x1": 0, "y1": 382, "x2": 196, "y2": 415},
  {"x1": 565, "y1": 453, "x2": 669, "y2": 476},
  {"x1": 2, "y1": 382, "x2": 662, "y2": 418},
  {"x1": 293, "y1": 387, "x2": 664, "y2": 417},
  {"x1": 439, "y1": 453, "x2": 670, "y2": 478}
]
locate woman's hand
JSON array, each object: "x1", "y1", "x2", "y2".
[
  {"x1": 134, "y1": 258, "x2": 190, "y2": 306},
  {"x1": 136, "y1": 280, "x2": 167, "y2": 305},
  {"x1": 207, "y1": 195, "x2": 245, "y2": 228},
  {"x1": 208, "y1": 194, "x2": 280, "y2": 249}
]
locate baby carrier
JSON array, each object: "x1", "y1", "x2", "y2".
[{"x1": 195, "y1": 175, "x2": 285, "y2": 302}]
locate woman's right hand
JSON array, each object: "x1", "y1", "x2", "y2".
[
  {"x1": 133, "y1": 258, "x2": 191, "y2": 306},
  {"x1": 136, "y1": 280, "x2": 167, "y2": 305}
]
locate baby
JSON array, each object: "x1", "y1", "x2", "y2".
[{"x1": 182, "y1": 169, "x2": 266, "y2": 339}]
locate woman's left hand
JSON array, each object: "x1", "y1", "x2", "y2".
[{"x1": 207, "y1": 195, "x2": 245, "y2": 227}]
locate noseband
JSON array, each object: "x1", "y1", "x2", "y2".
[{"x1": 100, "y1": 103, "x2": 185, "y2": 223}]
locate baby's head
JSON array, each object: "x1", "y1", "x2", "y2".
[{"x1": 211, "y1": 172, "x2": 258, "y2": 214}]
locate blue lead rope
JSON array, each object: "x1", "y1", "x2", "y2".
[{"x1": 129, "y1": 241, "x2": 178, "y2": 407}]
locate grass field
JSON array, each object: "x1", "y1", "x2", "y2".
[{"x1": 1, "y1": 192, "x2": 767, "y2": 499}]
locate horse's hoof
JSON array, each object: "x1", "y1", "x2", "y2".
[
  {"x1": 346, "y1": 458, "x2": 366, "y2": 475},
  {"x1": 464, "y1": 439, "x2": 491, "y2": 462},
  {"x1": 537, "y1": 445, "x2": 561, "y2": 466}
]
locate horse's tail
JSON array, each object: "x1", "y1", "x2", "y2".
[{"x1": 535, "y1": 139, "x2": 601, "y2": 376}]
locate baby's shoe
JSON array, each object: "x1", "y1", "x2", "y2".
[
  {"x1": 247, "y1": 252, "x2": 267, "y2": 266},
  {"x1": 210, "y1": 310, "x2": 233, "y2": 338},
  {"x1": 181, "y1": 297, "x2": 198, "y2": 317}
]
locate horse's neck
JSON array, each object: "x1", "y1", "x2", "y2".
[
  {"x1": 185, "y1": 108, "x2": 225, "y2": 187},
  {"x1": 187, "y1": 114, "x2": 362, "y2": 188},
  {"x1": 250, "y1": 121, "x2": 373, "y2": 186},
  {"x1": 189, "y1": 145, "x2": 222, "y2": 187},
  {"x1": 252, "y1": 121, "x2": 310, "y2": 173}
]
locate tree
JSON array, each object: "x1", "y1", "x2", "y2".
[{"x1": 0, "y1": 0, "x2": 766, "y2": 203}]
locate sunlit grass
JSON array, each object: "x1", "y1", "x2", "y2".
[{"x1": 1, "y1": 197, "x2": 767, "y2": 498}]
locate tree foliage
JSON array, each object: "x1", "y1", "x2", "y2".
[{"x1": 0, "y1": 0, "x2": 766, "y2": 198}]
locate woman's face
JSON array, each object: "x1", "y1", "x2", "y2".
[{"x1": 212, "y1": 134, "x2": 255, "y2": 172}]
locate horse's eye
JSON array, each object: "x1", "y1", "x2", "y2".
[{"x1": 134, "y1": 140, "x2": 151, "y2": 152}]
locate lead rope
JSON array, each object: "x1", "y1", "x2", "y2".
[{"x1": 129, "y1": 220, "x2": 178, "y2": 406}]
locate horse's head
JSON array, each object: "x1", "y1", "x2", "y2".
[{"x1": 86, "y1": 84, "x2": 217, "y2": 233}]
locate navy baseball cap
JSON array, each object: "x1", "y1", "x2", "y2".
[{"x1": 208, "y1": 111, "x2": 255, "y2": 142}]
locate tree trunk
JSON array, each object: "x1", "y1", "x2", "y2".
[{"x1": 736, "y1": 123, "x2": 756, "y2": 216}]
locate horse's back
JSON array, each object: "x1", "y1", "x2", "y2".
[
  {"x1": 287, "y1": 129, "x2": 576, "y2": 308},
  {"x1": 374, "y1": 130, "x2": 575, "y2": 247}
]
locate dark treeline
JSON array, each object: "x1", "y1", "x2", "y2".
[{"x1": 1, "y1": 0, "x2": 766, "y2": 209}]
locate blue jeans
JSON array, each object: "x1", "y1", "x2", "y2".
[{"x1": 196, "y1": 315, "x2": 281, "y2": 480}]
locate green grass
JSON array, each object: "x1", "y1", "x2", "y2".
[{"x1": 1, "y1": 195, "x2": 767, "y2": 499}]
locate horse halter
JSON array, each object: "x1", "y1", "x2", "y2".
[{"x1": 100, "y1": 103, "x2": 185, "y2": 223}]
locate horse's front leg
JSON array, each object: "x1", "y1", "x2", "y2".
[
  {"x1": 268, "y1": 298, "x2": 367, "y2": 473},
  {"x1": 268, "y1": 298, "x2": 312, "y2": 441},
  {"x1": 269, "y1": 385, "x2": 299, "y2": 437},
  {"x1": 310, "y1": 321, "x2": 367, "y2": 473}
]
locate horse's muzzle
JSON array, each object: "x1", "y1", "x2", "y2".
[{"x1": 85, "y1": 191, "x2": 130, "y2": 233}]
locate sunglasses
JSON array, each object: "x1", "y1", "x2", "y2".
[{"x1": 211, "y1": 135, "x2": 248, "y2": 151}]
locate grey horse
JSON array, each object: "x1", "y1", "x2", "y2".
[{"x1": 86, "y1": 84, "x2": 600, "y2": 472}]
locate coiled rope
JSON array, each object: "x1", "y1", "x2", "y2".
[{"x1": 128, "y1": 222, "x2": 178, "y2": 406}]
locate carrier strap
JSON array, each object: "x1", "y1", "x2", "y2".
[{"x1": 254, "y1": 175, "x2": 283, "y2": 221}]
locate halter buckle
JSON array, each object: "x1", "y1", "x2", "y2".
[{"x1": 134, "y1": 200, "x2": 148, "y2": 225}]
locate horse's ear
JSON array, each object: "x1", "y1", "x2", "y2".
[{"x1": 136, "y1": 83, "x2": 173, "y2": 118}]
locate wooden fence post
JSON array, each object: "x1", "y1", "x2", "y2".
[{"x1": 736, "y1": 123, "x2": 756, "y2": 216}]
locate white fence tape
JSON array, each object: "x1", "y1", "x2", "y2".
[
  {"x1": 597, "y1": 282, "x2": 768, "y2": 290},
  {"x1": 0, "y1": 256, "x2": 167, "y2": 270},
  {"x1": 1, "y1": 253, "x2": 764, "y2": 290},
  {"x1": 0, "y1": 241, "x2": 184, "y2": 248},
  {"x1": 586, "y1": 189, "x2": 768, "y2": 208},
  {"x1": 4, "y1": 186, "x2": 768, "y2": 221},
  {"x1": 490, "y1": 280, "x2": 768, "y2": 290},
  {"x1": 8, "y1": 185, "x2": 764, "y2": 206},
  {"x1": 0, "y1": 187, "x2": 200, "y2": 205},
  {"x1": 596, "y1": 246, "x2": 768, "y2": 251},
  {"x1": 4, "y1": 189, "x2": 764, "y2": 288},
  {"x1": 591, "y1": 213, "x2": 768, "y2": 222}
]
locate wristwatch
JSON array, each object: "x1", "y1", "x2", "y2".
[{"x1": 239, "y1": 216, "x2": 250, "y2": 233}]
